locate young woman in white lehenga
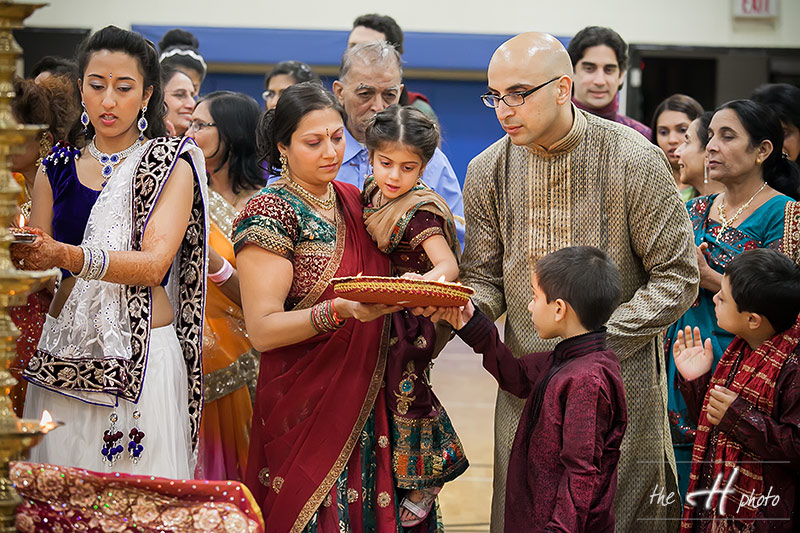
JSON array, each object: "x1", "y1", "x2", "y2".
[{"x1": 12, "y1": 25, "x2": 208, "y2": 479}]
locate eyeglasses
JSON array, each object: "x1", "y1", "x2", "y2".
[
  {"x1": 188, "y1": 120, "x2": 215, "y2": 132},
  {"x1": 480, "y1": 77, "x2": 561, "y2": 108}
]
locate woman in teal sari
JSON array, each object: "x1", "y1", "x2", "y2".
[{"x1": 665, "y1": 99, "x2": 800, "y2": 499}]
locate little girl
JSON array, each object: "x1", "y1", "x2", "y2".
[{"x1": 362, "y1": 105, "x2": 468, "y2": 527}]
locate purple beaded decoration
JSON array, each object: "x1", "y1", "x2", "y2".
[
  {"x1": 128, "y1": 410, "x2": 145, "y2": 463},
  {"x1": 101, "y1": 411, "x2": 124, "y2": 466}
]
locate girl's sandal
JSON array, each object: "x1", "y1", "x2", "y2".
[{"x1": 399, "y1": 486, "x2": 441, "y2": 527}]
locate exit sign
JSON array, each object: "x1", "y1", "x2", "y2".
[{"x1": 733, "y1": 0, "x2": 779, "y2": 17}]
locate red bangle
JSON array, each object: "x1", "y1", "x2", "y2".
[{"x1": 330, "y1": 299, "x2": 345, "y2": 326}]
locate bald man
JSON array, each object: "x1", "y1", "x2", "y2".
[{"x1": 460, "y1": 33, "x2": 698, "y2": 532}]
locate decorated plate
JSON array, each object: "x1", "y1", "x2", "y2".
[{"x1": 332, "y1": 275, "x2": 474, "y2": 307}]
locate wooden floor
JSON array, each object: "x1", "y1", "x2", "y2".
[{"x1": 430, "y1": 325, "x2": 502, "y2": 532}]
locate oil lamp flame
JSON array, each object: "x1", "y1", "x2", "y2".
[
  {"x1": 355, "y1": 272, "x2": 362, "y2": 278},
  {"x1": 437, "y1": 275, "x2": 446, "y2": 283},
  {"x1": 39, "y1": 410, "x2": 56, "y2": 432},
  {"x1": 16, "y1": 213, "x2": 24, "y2": 228}
]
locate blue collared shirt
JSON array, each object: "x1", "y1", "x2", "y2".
[{"x1": 336, "y1": 127, "x2": 465, "y2": 248}]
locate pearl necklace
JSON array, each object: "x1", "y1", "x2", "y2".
[
  {"x1": 716, "y1": 181, "x2": 768, "y2": 241},
  {"x1": 285, "y1": 180, "x2": 336, "y2": 210},
  {"x1": 88, "y1": 137, "x2": 141, "y2": 185}
]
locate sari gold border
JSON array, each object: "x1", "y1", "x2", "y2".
[
  {"x1": 291, "y1": 316, "x2": 391, "y2": 532},
  {"x1": 208, "y1": 188, "x2": 238, "y2": 238},
  {"x1": 782, "y1": 201, "x2": 800, "y2": 265},
  {"x1": 295, "y1": 203, "x2": 345, "y2": 311}
]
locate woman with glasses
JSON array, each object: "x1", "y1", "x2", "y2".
[
  {"x1": 262, "y1": 60, "x2": 318, "y2": 111},
  {"x1": 161, "y1": 65, "x2": 196, "y2": 136},
  {"x1": 187, "y1": 91, "x2": 264, "y2": 481},
  {"x1": 12, "y1": 25, "x2": 207, "y2": 479}
]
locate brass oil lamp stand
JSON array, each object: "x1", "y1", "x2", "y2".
[{"x1": 0, "y1": 3, "x2": 60, "y2": 531}]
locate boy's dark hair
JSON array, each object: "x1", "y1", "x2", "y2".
[
  {"x1": 535, "y1": 246, "x2": 622, "y2": 331},
  {"x1": 352, "y1": 14, "x2": 404, "y2": 55},
  {"x1": 725, "y1": 249, "x2": 800, "y2": 333},
  {"x1": 567, "y1": 26, "x2": 628, "y2": 71}
]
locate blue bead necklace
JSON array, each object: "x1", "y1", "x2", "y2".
[{"x1": 88, "y1": 137, "x2": 141, "y2": 186}]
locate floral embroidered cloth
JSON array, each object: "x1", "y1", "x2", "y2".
[{"x1": 11, "y1": 461, "x2": 264, "y2": 532}]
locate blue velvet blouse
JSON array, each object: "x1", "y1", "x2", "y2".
[
  {"x1": 41, "y1": 142, "x2": 171, "y2": 285},
  {"x1": 41, "y1": 144, "x2": 99, "y2": 279}
]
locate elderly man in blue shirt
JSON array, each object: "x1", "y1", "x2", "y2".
[{"x1": 331, "y1": 41, "x2": 465, "y2": 246}]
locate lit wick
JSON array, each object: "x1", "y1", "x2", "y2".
[{"x1": 39, "y1": 410, "x2": 56, "y2": 433}]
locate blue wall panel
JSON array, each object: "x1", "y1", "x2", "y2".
[
  {"x1": 201, "y1": 72, "x2": 505, "y2": 185},
  {"x1": 134, "y1": 25, "x2": 551, "y2": 185}
]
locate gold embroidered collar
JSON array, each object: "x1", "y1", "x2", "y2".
[{"x1": 525, "y1": 104, "x2": 588, "y2": 158}]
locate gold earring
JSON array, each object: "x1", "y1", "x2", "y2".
[
  {"x1": 756, "y1": 157, "x2": 762, "y2": 165},
  {"x1": 36, "y1": 132, "x2": 51, "y2": 168},
  {"x1": 279, "y1": 153, "x2": 290, "y2": 180}
]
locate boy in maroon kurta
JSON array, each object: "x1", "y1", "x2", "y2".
[
  {"x1": 673, "y1": 249, "x2": 800, "y2": 532},
  {"x1": 442, "y1": 246, "x2": 627, "y2": 532}
]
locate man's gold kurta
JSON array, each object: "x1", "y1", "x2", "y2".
[{"x1": 461, "y1": 108, "x2": 699, "y2": 532}]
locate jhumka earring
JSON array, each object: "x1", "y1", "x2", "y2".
[
  {"x1": 137, "y1": 106, "x2": 148, "y2": 141},
  {"x1": 80, "y1": 101, "x2": 90, "y2": 135},
  {"x1": 280, "y1": 153, "x2": 290, "y2": 180},
  {"x1": 36, "y1": 132, "x2": 51, "y2": 168}
]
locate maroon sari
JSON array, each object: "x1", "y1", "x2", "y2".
[{"x1": 241, "y1": 182, "x2": 398, "y2": 532}]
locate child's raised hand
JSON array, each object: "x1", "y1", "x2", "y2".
[
  {"x1": 672, "y1": 326, "x2": 713, "y2": 382},
  {"x1": 706, "y1": 385, "x2": 738, "y2": 426}
]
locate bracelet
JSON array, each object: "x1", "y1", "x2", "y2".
[
  {"x1": 76, "y1": 246, "x2": 110, "y2": 280},
  {"x1": 310, "y1": 300, "x2": 346, "y2": 333},
  {"x1": 208, "y1": 257, "x2": 234, "y2": 284},
  {"x1": 330, "y1": 299, "x2": 345, "y2": 326}
]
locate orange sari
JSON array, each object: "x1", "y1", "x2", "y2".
[{"x1": 196, "y1": 190, "x2": 259, "y2": 481}]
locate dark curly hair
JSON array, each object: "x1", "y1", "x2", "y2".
[
  {"x1": 13, "y1": 75, "x2": 80, "y2": 142},
  {"x1": 198, "y1": 91, "x2": 265, "y2": 194},
  {"x1": 67, "y1": 25, "x2": 167, "y2": 145}
]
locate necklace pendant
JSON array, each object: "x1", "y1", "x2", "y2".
[{"x1": 102, "y1": 164, "x2": 113, "y2": 178}]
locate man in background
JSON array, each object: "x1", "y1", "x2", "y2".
[{"x1": 568, "y1": 26, "x2": 651, "y2": 138}]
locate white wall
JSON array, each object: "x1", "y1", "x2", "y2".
[{"x1": 28, "y1": 0, "x2": 800, "y2": 49}]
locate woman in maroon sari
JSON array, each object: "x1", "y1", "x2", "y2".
[{"x1": 234, "y1": 83, "x2": 432, "y2": 531}]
